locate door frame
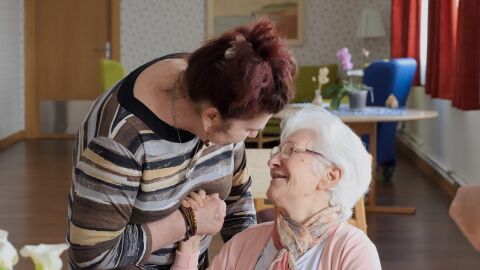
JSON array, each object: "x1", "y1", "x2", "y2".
[{"x1": 24, "y1": 0, "x2": 120, "y2": 139}]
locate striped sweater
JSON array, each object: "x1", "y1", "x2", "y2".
[{"x1": 67, "y1": 55, "x2": 257, "y2": 269}]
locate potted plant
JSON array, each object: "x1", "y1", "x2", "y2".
[{"x1": 322, "y1": 48, "x2": 373, "y2": 110}]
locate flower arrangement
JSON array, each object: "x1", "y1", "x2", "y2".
[{"x1": 322, "y1": 47, "x2": 373, "y2": 110}]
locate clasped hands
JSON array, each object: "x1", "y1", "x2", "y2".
[{"x1": 180, "y1": 189, "x2": 226, "y2": 251}]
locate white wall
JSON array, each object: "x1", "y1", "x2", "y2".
[
  {"x1": 120, "y1": 0, "x2": 205, "y2": 71},
  {"x1": 0, "y1": 0, "x2": 24, "y2": 140},
  {"x1": 120, "y1": 0, "x2": 391, "y2": 71},
  {"x1": 402, "y1": 87, "x2": 480, "y2": 186}
]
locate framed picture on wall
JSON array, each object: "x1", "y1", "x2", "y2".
[{"x1": 206, "y1": 0, "x2": 304, "y2": 46}]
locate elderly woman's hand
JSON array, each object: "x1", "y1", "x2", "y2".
[{"x1": 182, "y1": 189, "x2": 207, "y2": 211}]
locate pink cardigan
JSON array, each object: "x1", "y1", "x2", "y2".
[{"x1": 173, "y1": 222, "x2": 382, "y2": 270}]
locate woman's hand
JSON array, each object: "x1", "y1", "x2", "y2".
[
  {"x1": 182, "y1": 190, "x2": 226, "y2": 236},
  {"x1": 179, "y1": 190, "x2": 226, "y2": 254},
  {"x1": 193, "y1": 193, "x2": 226, "y2": 235}
]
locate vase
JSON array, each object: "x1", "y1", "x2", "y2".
[
  {"x1": 312, "y1": 89, "x2": 323, "y2": 106},
  {"x1": 348, "y1": 90, "x2": 368, "y2": 110}
]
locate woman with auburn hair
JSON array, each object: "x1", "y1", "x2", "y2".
[
  {"x1": 66, "y1": 19, "x2": 297, "y2": 269},
  {"x1": 174, "y1": 106, "x2": 381, "y2": 270}
]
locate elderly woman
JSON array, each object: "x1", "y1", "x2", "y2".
[{"x1": 173, "y1": 105, "x2": 381, "y2": 269}]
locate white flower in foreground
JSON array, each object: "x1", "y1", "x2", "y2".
[
  {"x1": 0, "y1": 230, "x2": 18, "y2": 270},
  {"x1": 20, "y1": 243, "x2": 68, "y2": 270}
]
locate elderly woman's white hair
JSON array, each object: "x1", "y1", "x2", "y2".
[{"x1": 280, "y1": 105, "x2": 372, "y2": 221}]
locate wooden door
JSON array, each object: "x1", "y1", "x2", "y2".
[
  {"x1": 37, "y1": 0, "x2": 113, "y2": 100},
  {"x1": 25, "y1": 0, "x2": 120, "y2": 137}
]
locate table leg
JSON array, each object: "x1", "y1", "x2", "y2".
[{"x1": 348, "y1": 122, "x2": 416, "y2": 215}]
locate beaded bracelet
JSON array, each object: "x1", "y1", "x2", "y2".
[
  {"x1": 184, "y1": 206, "x2": 197, "y2": 236},
  {"x1": 178, "y1": 205, "x2": 197, "y2": 241}
]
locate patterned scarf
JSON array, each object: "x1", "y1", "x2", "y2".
[{"x1": 268, "y1": 206, "x2": 341, "y2": 270}]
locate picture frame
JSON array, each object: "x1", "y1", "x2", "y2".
[{"x1": 206, "y1": 0, "x2": 304, "y2": 46}]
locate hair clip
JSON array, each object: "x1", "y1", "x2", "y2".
[
  {"x1": 224, "y1": 47, "x2": 236, "y2": 59},
  {"x1": 224, "y1": 35, "x2": 247, "y2": 59}
]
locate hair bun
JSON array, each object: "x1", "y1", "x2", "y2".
[
  {"x1": 185, "y1": 17, "x2": 296, "y2": 119},
  {"x1": 245, "y1": 18, "x2": 282, "y2": 61}
]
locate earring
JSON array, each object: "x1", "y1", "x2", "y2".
[{"x1": 204, "y1": 128, "x2": 211, "y2": 147}]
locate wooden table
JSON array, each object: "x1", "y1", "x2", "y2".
[{"x1": 273, "y1": 105, "x2": 438, "y2": 215}]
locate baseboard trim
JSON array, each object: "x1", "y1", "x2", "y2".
[
  {"x1": 397, "y1": 137, "x2": 459, "y2": 198},
  {"x1": 0, "y1": 130, "x2": 26, "y2": 151}
]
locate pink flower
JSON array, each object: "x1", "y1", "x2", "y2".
[
  {"x1": 336, "y1": 47, "x2": 353, "y2": 71},
  {"x1": 336, "y1": 48, "x2": 350, "y2": 60},
  {"x1": 341, "y1": 60, "x2": 353, "y2": 71}
]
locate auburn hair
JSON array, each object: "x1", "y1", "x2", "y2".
[{"x1": 184, "y1": 18, "x2": 297, "y2": 119}]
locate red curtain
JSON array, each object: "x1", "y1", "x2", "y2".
[
  {"x1": 425, "y1": 0, "x2": 458, "y2": 100},
  {"x1": 391, "y1": 0, "x2": 421, "y2": 85},
  {"x1": 452, "y1": 0, "x2": 480, "y2": 110}
]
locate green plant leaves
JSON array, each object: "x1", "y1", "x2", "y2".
[
  {"x1": 321, "y1": 79, "x2": 373, "y2": 110},
  {"x1": 321, "y1": 84, "x2": 342, "y2": 98},
  {"x1": 330, "y1": 89, "x2": 348, "y2": 110}
]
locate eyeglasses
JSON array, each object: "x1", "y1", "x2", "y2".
[{"x1": 270, "y1": 142, "x2": 330, "y2": 161}]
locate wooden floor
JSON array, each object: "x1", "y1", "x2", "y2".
[
  {"x1": 367, "y1": 157, "x2": 480, "y2": 269},
  {"x1": 1, "y1": 140, "x2": 479, "y2": 269}
]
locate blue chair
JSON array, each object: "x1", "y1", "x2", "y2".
[{"x1": 362, "y1": 58, "x2": 417, "y2": 180}]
